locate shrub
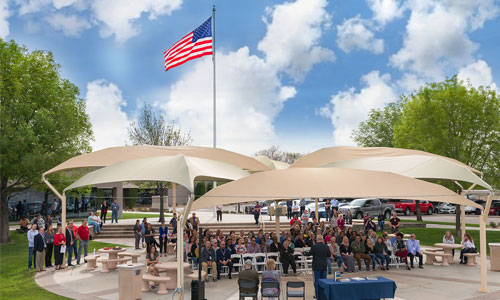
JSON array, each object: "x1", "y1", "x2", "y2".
[
  {"x1": 490, "y1": 221, "x2": 498, "y2": 228},
  {"x1": 124, "y1": 189, "x2": 138, "y2": 209}
]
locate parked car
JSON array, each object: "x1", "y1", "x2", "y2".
[
  {"x1": 387, "y1": 199, "x2": 434, "y2": 216},
  {"x1": 489, "y1": 202, "x2": 500, "y2": 216},
  {"x1": 305, "y1": 202, "x2": 326, "y2": 218},
  {"x1": 464, "y1": 205, "x2": 477, "y2": 214},
  {"x1": 339, "y1": 198, "x2": 394, "y2": 220},
  {"x1": 437, "y1": 203, "x2": 456, "y2": 214},
  {"x1": 261, "y1": 201, "x2": 287, "y2": 215}
]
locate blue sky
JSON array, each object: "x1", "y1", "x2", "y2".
[{"x1": 2, "y1": 0, "x2": 499, "y2": 155}]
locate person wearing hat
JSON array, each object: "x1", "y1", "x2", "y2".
[{"x1": 238, "y1": 259, "x2": 259, "y2": 295}]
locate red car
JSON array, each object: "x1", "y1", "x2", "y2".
[
  {"x1": 388, "y1": 199, "x2": 434, "y2": 216},
  {"x1": 489, "y1": 202, "x2": 500, "y2": 216}
]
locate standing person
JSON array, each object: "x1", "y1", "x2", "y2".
[
  {"x1": 216, "y1": 204, "x2": 223, "y2": 222},
  {"x1": 286, "y1": 200, "x2": 293, "y2": 220},
  {"x1": 110, "y1": 199, "x2": 119, "y2": 224},
  {"x1": 134, "y1": 220, "x2": 141, "y2": 249},
  {"x1": 200, "y1": 240, "x2": 217, "y2": 282},
  {"x1": 331, "y1": 198, "x2": 339, "y2": 213},
  {"x1": 406, "y1": 233, "x2": 423, "y2": 269},
  {"x1": 100, "y1": 200, "x2": 109, "y2": 224},
  {"x1": 389, "y1": 212, "x2": 400, "y2": 233},
  {"x1": 377, "y1": 211, "x2": 385, "y2": 231},
  {"x1": 77, "y1": 220, "x2": 90, "y2": 264},
  {"x1": 337, "y1": 214, "x2": 345, "y2": 231},
  {"x1": 393, "y1": 233, "x2": 410, "y2": 270},
  {"x1": 345, "y1": 210, "x2": 353, "y2": 225},
  {"x1": 253, "y1": 203, "x2": 261, "y2": 225},
  {"x1": 34, "y1": 227, "x2": 46, "y2": 272},
  {"x1": 301, "y1": 209, "x2": 310, "y2": 228},
  {"x1": 190, "y1": 213, "x2": 200, "y2": 231},
  {"x1": 216, "y1": 240, "x2": 232, "y2": 279},
  {"x1": 169, "y1": 213, "x2": 177, "y2": 235},
  {"x1": 51, "y1": 200, "x2": 58, "y2": 217},
  {"x1": 27, "y1": 224, "x2": 38, "y2": 270},
  {"x1": 44, "y1": 225, "x2": 55, "y2": 268},
  {"x1": 324, "y1": 199, "x2": 331, "y2": 221},
  {"x1": 159, "y1": 221, "x2": 168, "y2": 257},
  {"x1": 141, "y1": 217, "x2": 148, "y2": 248},
  {"x1": 299, "y1": 199, "x2": 306, "y2": 216},
  {"x1": 53, "y1": 225, "x2": 66, "y2": 270},
  {"x1": 292, "y1": 201, "x2": 300, "y2": 218},
  {"x1": 22, "y1": 200, "x2": 28, "y2": 218},
  {"x1": 351, "y1": 236, "x2": 372, "y2": 271},
  {"x1": 443, "y1": 231, "x2": 455, "y2": 257},
  {"x1": 68, "y1": 220, "x2": 78, "y2": 262},
  {"x1": 145, "y1": 223, "x2": 160, "y2": 253},
  {"x1": 65, "y1": 221, "x2": 76, "y2": 267},
  {"x1": 304, "y1": 235, "x2": 330, "y2": 299},
  {"x1": 16, "y1": 201, "x2": 23, "y2": 220}
]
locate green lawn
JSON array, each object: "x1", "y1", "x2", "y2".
[
  {"x1": 0, "y1": 231, "x2": 126, "y2": 300},
  {"x1": 395, "y1": 227, "x2": 500, "y2": 255},
  {"x1": 400, "y1": 219, "x2": 485, "y2": 228}
]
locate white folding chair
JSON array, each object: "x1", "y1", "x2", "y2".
[
  {"x1": 293, "y1": 248, "x2": 307, "y2": 274},
  {"x1": 267, "y1": 252, "x2": 283, "y2": 274},
  {"x1": 231, "y1": 254, "x2": 243, "y2": 275},
  {"x1": 254, "y1": 253, "x2": 267, "y2": 273},
  {"x1": 302, "y1": 247, "x2": 313, "y2": 274},
  {"x1": 242, "y1": 253, "x2": 255, "y2": 270}
]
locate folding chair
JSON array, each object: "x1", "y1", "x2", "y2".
[
  {"x1": 286, "y1": 281, "x2": 305, "y2": 300},
  {"x1": 238, "y1": 280, "x2": 258, "y2": 300},
  {"x1": 261, "y1": 281, "x2": 281, "y2": 299},
  {"x1": 242, "y1": 253, "x2": 255, "y2": 269},
  {"x1": 267, "y1": 252, "x2": 282, "y2": 274},
  {"x1": 254, "y1": 253, "x2": 267, "y2": 273},
  {"x1": 293, "y1": 249, "x2": 307, "y2": 274},
  {"x1": 232, "y1": 254, "x2": 243, "y2": 275},
  {"x1": 302, "y1": 247, "x2": 313, "y2": 274}
]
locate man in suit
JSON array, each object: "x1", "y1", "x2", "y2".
[
  {"x1": 305, "y1": 235, "x2": 331, "y2": 299},
  {"x1": 200, "y1": 240, "x2": 217, "y2": 282},
  {"x1": 216, "y1": 240, "x2": 232, "y2": 279},
  {"x1": 34, "y1": 227, "x2": 46, "y2": 272},
  {"x1": 65, "y1": 222, "x2": 75, "y2": 266},
  {"x1": 238, "y1": 259, "x2": 259, "y2": 295}
]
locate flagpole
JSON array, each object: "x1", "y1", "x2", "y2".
[{"x1": 212, "y1": 5, "x2": 216, "y2": 149}]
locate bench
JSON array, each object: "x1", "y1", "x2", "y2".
[
  {"x1": 84, "y1": 255, "x2": 100, "y2": 270},
  {"x1": 464, "y1": 253, "x2": 479, "y2": 266},
  {"x1": 142, "y1": 275, "x2": 170, "y2": 295},
  {"x1": 423, "y1": 251, "x2": 452, "y2": 266},
  {"x1": 167, "y1": 243, "x2": 176, "y2": 254},
  {"x1": 186, "y1": 270, "x2": 206, "y2": 280},
  {"x1": 97, "y1": 257, "x2": 132, "y2": 272},
  {"x1": 117, "y1": 253, "x2": 141, "y2": 263}
]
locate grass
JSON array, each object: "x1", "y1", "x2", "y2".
[
  {"x1": 400, "y1": 219, "x2": 484, "y2": 228},
  {"x1": 394, "y1": 227, "x2": 500, "y2": 255},
  {"x1": 0, "y1": 230, "x2": 126, "y2": 300}
]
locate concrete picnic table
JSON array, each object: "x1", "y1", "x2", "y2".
[
  {"x1": 98, "y1": 248, "x2": 127, "y2": 269},
  {"x1": 434, "y1": 243, "x2": 462, "y2": 264},
  {"x1": 155, "y1": 262, "x2": 191, "y2": 290},
  {"x1": 388, "y1": 233, "x2": 411, "y2": 238}
]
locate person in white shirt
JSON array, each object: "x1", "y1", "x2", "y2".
[
  {"x1": 216, "y1": 205, "x2": 223, "y2": 222},
  {"x1": 301, "y1": 210, "x2": 310, "y2": 228},
  {"x1": 292, "y1": 201, "x2": 300, "y2": 218},
  {"x1": 27, "y1": 224, "x2": 39, "y2": 270},
  {"x1": 460, "y1": 232, "x2": 476, "y2": 264}
]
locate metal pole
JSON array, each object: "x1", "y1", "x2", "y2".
[
  {"x1": 479, "y1": 210, "x2": 488, "y2": 292},
  {"x1": 212, "y1": 5, "x2": 216, "y2": 149},
  {"x1": 173, "y1": 182, "x2": 177, "y2": 214},
  {"x1": 275, "y1": 200, "x2": 280, "y2": 240}
]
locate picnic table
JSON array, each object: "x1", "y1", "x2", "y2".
[
  {"x1": 388, "y1": 233, "x2": 411, "y2": 238},
  {"x1": 434, "y1": 243, "x2": 462, "y2": 264},
  {"x1": 98, "y1": 248, "x2": 127, "y2": 269},
  {"x1": 155, "y1": 262, "x2": 191, "y2": 290}
]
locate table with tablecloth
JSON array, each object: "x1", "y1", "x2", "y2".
[{"x1": 318, "y1": 277, "x2": 397, "y2": 300}]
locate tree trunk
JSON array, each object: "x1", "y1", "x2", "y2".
[
  {"x1": 0, "y1": 182, "x2": 11, "y2": 244},
  {"x1": 455, "y1": 205, "x2": 462, "y2": 238},
  {"x1": 415, "y1": 200, "x2": 422, "y2": 221},
  {"x1": 158, "y1": 182, "x2": 165, "y2": 223}
]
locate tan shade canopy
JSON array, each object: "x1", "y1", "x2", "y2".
[
  {"x1": 254, "y1": 155, "x2": 290, "y2": 170},
  {"x1": 64, "y1": 154, "x2": 250, "y2": 192},
  {"x1": 291, "y1": 146, "x2": 481, "y2": 175},
  {"x1": 191, "y1": 168, "x2": 483, "y2": 210},
  {"x1": 44, "y1": 145, "x2": 269, "y2": 176},
  {"x1": 322, "y1": 155, "x2": 491, "y2": 190}
]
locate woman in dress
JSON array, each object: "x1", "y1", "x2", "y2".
[{"x1": 53, "y1": 225, "x2": 66, "y2": 270}]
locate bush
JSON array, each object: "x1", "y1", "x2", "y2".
[
  {"x1": 490, "y1": 221, "x2": 498, "y2": 228},
  {"x1": 194, "y1": 182, "x2": 206, "y2": 199},
  {"x1": 124, "y1": 189, "x2": 138, "y2": 209}
]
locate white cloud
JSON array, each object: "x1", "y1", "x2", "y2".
[
  {"x1": 457, "y1": 60, "x2": 498, "y2": 91},
  {"x1": 91, "y1": 0, "x2": 182, "y2": 42},
  {"x1": 319, "y1": 71, "x2": 398, "y2": 145},
  {"x1": 336, "y1": 15, "x2": 384, "y2": 54},
  {"x1": 257, "y1": 0, "x2": 334, "y2": 81},
  {"x1": 85, "y1": 79, "x2": 132, "y2": 150},
  {"x1": 46, "y1": 13, "x2": 91, "y2": 37},
  {"x1": 0, "y1": 0, "x2": 9, "y2": 39},
  {"x1": 367, "y1": 0, "x2": 404, "y2": 25},
  {"x1": 390, "y1": 0, "x2": 500, "y2": 79},
  {"x1": 396, "y1": 73, "x2": 426, "y2": 92},
  {"x1": 16, "y1": 0, "x2": 51, "y2": 15}
]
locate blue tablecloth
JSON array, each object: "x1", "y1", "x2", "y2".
[{"x1": 318, "y1": 277, "x2": 397, "y2": 300}]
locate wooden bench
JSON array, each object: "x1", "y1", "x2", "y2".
[
  {"x1": 97, "y1": 257, "x2": 132, "y2": 272},
  {"x1": 84, "y1": 255, "x2": 100, "y2": 270},
  {"x1": 186, "y1": 270, "x2": 206, "y2": 280},
  {"x1": 142, "y1": 275, "x2": 170, "y2": 295},
  {"x1": 423, "y1": 251, "x2": 452, "y2": 266},
  {"x1": 464, "y1": 253, "x2": 479, "y2": 266},
  {"x1": 118, "y1": 253, "x2": 141, "y2": 263}
]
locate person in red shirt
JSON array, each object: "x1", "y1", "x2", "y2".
[
  {"x1": 53, "y1": 225, "x2": 66, "y2": 270},
  {"x1": 76, "y1": 220, "x2": 90, "y2": 264},
  {"x1": 289, "y1": 215, "x2": 301, "y2": 227}
]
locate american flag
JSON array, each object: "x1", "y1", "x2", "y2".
[{"x1": 164, "y1": 17, "x2": 213, "y2": 71}]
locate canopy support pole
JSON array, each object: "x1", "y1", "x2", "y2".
[
  {"x1": 173, "y1": 182, "x2": 177, "y2": 214},
  {"x1": 479, "y1": 209, "x2": 488, "y2": 293},
  {"x1": 178, "y1": 194, "x2": 194, "y2": 300},
  {"x1": 460, "y1": 205, "x2": 466, "y2": 240},
  {"x1": 315, "y1": 198, "x2": 319, "y2": 224},
  {"x1": 275, "y1": 200, "x2": 280, "y2": 240},
  {"x1": 42, "y1": 176, "x2": 66, "y2": 228}
]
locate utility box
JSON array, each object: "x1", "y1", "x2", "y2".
[
  {"x1": 489, "y1": 243, "x2": 500, "y2": 271},
  {"x1": 117, "y1": 263, "x2": 144, "y2": 300}
]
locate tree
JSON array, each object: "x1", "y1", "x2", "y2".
[
  {"x1": 128, "y1": 104, "x2": 192, "y2": 222},
  {"x1": 0, "y1": 40, "x2": 93, "y2": 243},
  {"x1": 255, "y1": 146, "x2": 304, "y2": 164}
]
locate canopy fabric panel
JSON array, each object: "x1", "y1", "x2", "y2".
[
  {"x1": 254, "y1": 155, "x2": 290, "y2": 170},
  {"x1": 291, "y1": 146, "x2": 481, "y2": 175},
  {"x1": 191, "y1": 168, "x2": 483, "y2": 210},
  {"x1": 64, "y1": 154, "x2": 250, "y2": 192},
  {"x1": 44, "y1": 145, "x2": 269, "y2": 176},
  {"x1": 322, "y1": 155, "x2": 491, "y2": 190}
]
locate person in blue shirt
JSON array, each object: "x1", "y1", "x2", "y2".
[
  {"x1": 406, "y1": 233, "x2": 424, "y2": 269},
  {"x1": 27, "y1": 224, "x2": 39, "y2": 270},
  {"x1": 216, "y1": 240, "x2": 232, "y2": 279},
  {"x1": 110, "y1": 200, "x2": 119, "y2": 223},
  {"x1": 140, "y1": 218, "x2": 147, "y2": 248},
  {"x1": 159, "y1": 221, "x2": 168, "y2": 257}
]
